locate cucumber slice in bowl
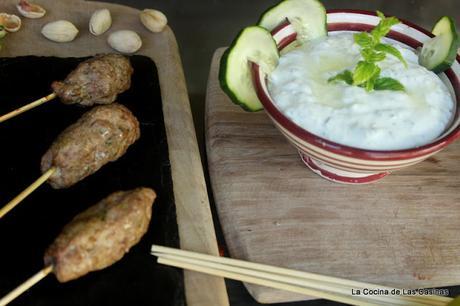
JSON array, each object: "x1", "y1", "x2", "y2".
[
  {"x1": 419, "y1": 16, "x2": 459, "y2": 74},
  {"x1": 219, "y1": 26, "x2": 279, "y2": 112},
  {"x1": 258, "y1": 0, "x2": 327, "y2": 43}
]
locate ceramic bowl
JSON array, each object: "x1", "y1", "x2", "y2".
[{"x1": 252, "y1": 10, "x2": 460, "y2": 184}]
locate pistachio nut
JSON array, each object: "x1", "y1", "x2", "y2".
[
  {"x1": 0, "y1": 13, "x2": 21, "y2": 32},
  {"x1": 89, "y1": 8, "x2": 111, "y2": 36},
  {"x1": 17, "y1": 0, "x2": 46, "y2": 19},
  {"x1": 41, "y1": 20, "x2": 79, "y2": 43},
  {"x1": 108, "y1": 30, "x2": 142, "y2": 54},
  {"x1": 140, "y1": 9, "x2": 167, "y2": 33}
]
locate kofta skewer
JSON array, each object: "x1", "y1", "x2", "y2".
[
  {"x1": 0, "y1": 54, "x2": 133, "y2": 123},
  {"x1": 0, "y1": 188, "x2": 156, "y2": 306},
  {"x1": 0, "y1": 103, "x2": 140, "y2": 219}
]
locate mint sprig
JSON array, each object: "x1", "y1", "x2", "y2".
[{"x1": 329, "y1": 11, "x2": 406, "y2": 92}]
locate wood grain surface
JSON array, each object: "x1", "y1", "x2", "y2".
[
  {"x1": 206, "y1": 48, "x2": 460, "y2": 304},
  {"x1": 0, "y1": 1, "x2": 228, "y2": 305}
]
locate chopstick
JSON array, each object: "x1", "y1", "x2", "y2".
[{"x1": 152, "y1": 245, "x2": 452, "y2": 306}]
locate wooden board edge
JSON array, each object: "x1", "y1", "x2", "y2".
[{"x1": 159, "y1": 29, "x2": 229, "y2": 306}]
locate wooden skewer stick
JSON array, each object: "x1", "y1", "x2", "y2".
[
  {"x1": 156, "y1": 253, "x2": 448, "y2": 306},
  {"x1": 0, "y1": 266, "x2": 53, "y2": 306},
  {"x1": 157, "y1": 257, "x2": 380, "y2": 306},
  {"x1": 152, "y1": 246, "x2": 452, "y2": 306},
  {"x1": 157, "y1": 253, "x2": 421, "y2": 306},
  {"x1": 0, "y1": 167, "x2": 56, "y2": 219},
  {"x1": 0, "y1": 92, "x2": 57, "y2": 123}
]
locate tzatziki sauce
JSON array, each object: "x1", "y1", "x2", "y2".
[{"x1": 268, "y1": 32, "x2": 455, "y2": 150}]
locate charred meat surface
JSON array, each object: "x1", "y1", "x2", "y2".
[
  {"x1": 52, "y1": 54, "x2": 133, "y2": 106},
  {"x1": 44, "y1": 188, "x2": 156, "y2": 282},
  {"x1": 41, "y1": 103, "x2": 140, "y2": 189}
]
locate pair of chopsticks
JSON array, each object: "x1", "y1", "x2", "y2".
[{"x1": 152, "y1": 245, "x2": 455, "y2": 306}]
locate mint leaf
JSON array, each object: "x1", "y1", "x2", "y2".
[
  {"x1": 375, "y1": 43, "x2": 407, "y2": 67},
  {"x1": 371, "y1": 11, "x2": 400, "y2": 42},
  {"x1": 354, "y1": 32, "x2": 374, "y2": 48},
  {"x1": 376, "y1": 11, "x2": 386, "y2": 20},
  {"x1": 329, "y1": 11, "x2": 406, "y2": 93},
  {"x1": 328, "y1": 70, "x2": 353, "y2": 85},
  {"x1": 362, "y1": 74, "x2": 379, "y2": 92},
  {"x1": 353, "y1": 61, "x2": 380, "y2": 86},
  {"x1": 374, "y1": 77, "x2": 405, "y2": 91},
  {"x1": 361, "y1": 48, "x2": 386, "y2": 62}
]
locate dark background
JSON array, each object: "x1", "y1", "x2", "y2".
[{"x1": 96, "y1": 1, "x2": 459, "y2": 305}]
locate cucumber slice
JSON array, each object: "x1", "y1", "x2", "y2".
[
  {"x1": 257, "y1": 0, "x2": 327, "y2": 43},
  {"x1": 419, "y1": 16, "x2": 459, "y2": 73},
  {"x1": 219, "y1": 26, "x2": 279, "y2": 112}
]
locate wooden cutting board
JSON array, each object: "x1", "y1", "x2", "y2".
[
  {"x1": 0, "y1": 1, "x2": 228, "y2": 305},
  {"x1": 206, "y1": 48, "x2": 460, "y2": 304}
]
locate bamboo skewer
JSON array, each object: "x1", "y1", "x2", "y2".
[
  {"x1": 0, "y1": 93, "x2": 57, "y2": 123},
  {"x1": 152, "y1": 245, "x2": 450, "y2": 304},
  {"x1": 155, "y1": 255, "x2": 445, "y2": 306},
  {"x1": 0, "y1": 266, "x2": 53, "y2": 306},
  {"x1": 152, "y1": 245, "x2": 453, "y2": 306},
  {"x1": 0, "y1": 167, "x2": 55, "y2": 219},
  {"x1": 157, "y1": 256, "x2": 448, "y2": 306},
  {"x1": 158, "y1": 253, "x2": 418, "y2": 306},
  {"x1": 158, "y1": 257, "x2": 382, "y2": 306}
]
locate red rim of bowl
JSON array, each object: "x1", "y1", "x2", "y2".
[{"x1": 252, "y1": 9, "x2": 460, "y2": 161}]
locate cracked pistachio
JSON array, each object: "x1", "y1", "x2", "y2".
[
  {"x1": 0, "y1": 13, "x2": 21, "y2": 32},
  {"x1": 17, "y1": 0, "x2": 46, "y2": 19},
  {"x1": 140, "y1": 9, "x2": 167, "y2": 33},
  {"x1": 89, "y1": 8, "x2": 111, "y2": 36}
]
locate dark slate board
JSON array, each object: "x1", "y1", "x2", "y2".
[{"x1": 0, "y1": 56, "x2": 184, "y2": 306}]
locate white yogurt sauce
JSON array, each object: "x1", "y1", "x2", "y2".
[{"x1": 268, "y1": 32, "x2": 455, "y2": 150}]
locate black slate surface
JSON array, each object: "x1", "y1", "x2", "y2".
[{"x1": 0, "y1": 56, "x2": 184, "y2": 306}]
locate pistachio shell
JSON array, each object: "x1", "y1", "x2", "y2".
[
  {"x1": 41, "y1": 20, "x2": 79, "y2": 43},
  {"x1": 0, "y1": 13, "x2": 21, "y2": 32},
  {"x1": 17, "y1": 0, "x2": 46, "y2": 19},
  {"x1": 140, "y1": 9, "x2": 167, "y2": 33},
  {"x1": 108, "y1": 30, "x2": 142, "y2": 54},
  {"x1": 89, "y1": 8, "x2": 111, "y2": 36}
]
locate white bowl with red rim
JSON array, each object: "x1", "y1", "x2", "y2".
[{"x1": 251, "y1": 10, "x2": 460, "y2": 184}]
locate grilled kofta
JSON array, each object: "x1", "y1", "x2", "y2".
[
  {"x1": 41, "y1": 103, "x2": 140, "y2": 189},
  {"x1": 45, "y1": 187, "x2": 156, "y2": 282},
  {"x1": 51, "y1": 54, "x2": 133, "y2": 106}
]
